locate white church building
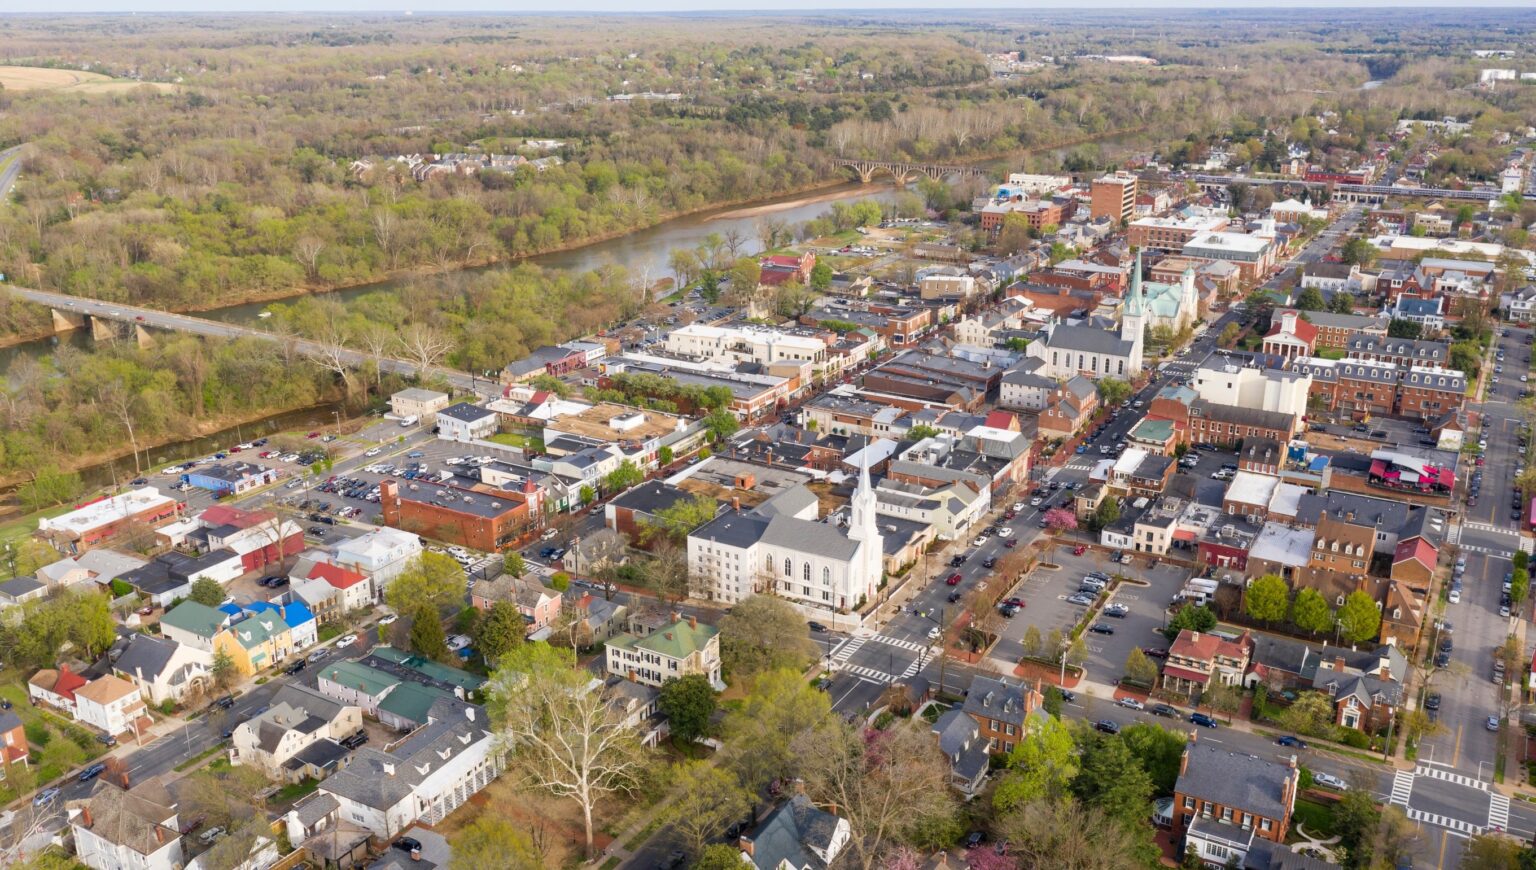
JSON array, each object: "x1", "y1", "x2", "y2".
[
  {"x1": 1024, "y1": 254, "x2": 1148, "y2": 381},
  {"x1": 686, "y1": 462, "x2": 883, "y2": 619}
]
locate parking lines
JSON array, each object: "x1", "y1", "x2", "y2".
[{"x1": 1389, "y1": 770, "x2": 1415, "y2": 806}]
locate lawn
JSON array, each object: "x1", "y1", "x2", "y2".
[
  {"x1": 488, "y1": 432, "x2": 544, "y2": 451},
  {"x1": 1316, "y1": 348, "x2": 1346, "y2": 360},
  {"x1": 272, "y1": 777, "x2": 321, "y2": 804},
  {"x1": 1290, "y1": 798, "x2": 1338, "y2": 840}
]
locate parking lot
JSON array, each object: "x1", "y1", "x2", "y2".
[{"x1": 1084, "y1": 559, "x2": 1191, "y2": 682}]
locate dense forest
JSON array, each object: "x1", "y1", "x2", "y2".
[{"x1": 3, "y1": 10, "x2": 1516, "y2": 335}]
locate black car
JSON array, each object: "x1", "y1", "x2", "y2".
[
  {"x1": 982, "y1": 557, "x2": 997, "y2": 569},
  {"x1": 1439, "y1": 637, "x2": 1453, "y2": 654},
  {"x1": 947, "y1": 591, "x2": 962, "y2": 603},
  {"x1": 807, "y1": 621, "x2": 828, "y2": 633},
  {"x1": 285, "y1": 660, "x2": 307, "y2": 676},
  {"x1": 949, "y1": 554, "x2": 968, "y2": 567},
  {"x1": 1424, "y1": 693, "x2": 1441, "y2": 711},
  {"x1": 1276, "y1": 735, "x2": 1308, "y2": 749},
  {"x1": 341, "y1": 731, "x2": 369, "y2": 750},
  {"x1": 214, "y1": 695, "x2": 236, "y2": 710},
  {"x1": 393, "y1": 837, "x2": 423, "y2": 854},
  {"x1": 1094, "y1": 719, "x2": 1120, "y2": 735},
  {"x1": 963, "y1": 831, "x2": 986, "y2": 849},
  {"x1": 1058, "y1": 689, "x2": 1076, "y2": 703},
  {"x1": 78, "y1": 762, "x2": 107, "y2": 782},
  {"x1": 1150, "y1": 703, "x2": 1179, "y2": 718},
  {"x1": 1189, "y1": 713, "x2": 1219, "y2": 729},
  {"x1": 1088, "y1": 623, "x2": 1115, "y2": 635},
  {"x1": 1434, "y1": 651, "x2": 1451, "y2": 668}
]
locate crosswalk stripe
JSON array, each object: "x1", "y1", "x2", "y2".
[
  {"x1": 830, "y1": 637, "x2": 865, "y2": 662},
  {"x1": 1389, "y1": 770, "x2": 1415, "y2": 806},
  {"x1": 1405, "y1": 807, "x2": 1478, "y2": 837},
  {"x1": 1463, "y1": 522, "x2": 1518, "y2": 538},
  {"x1": 836, "y1": 662, "x2": 895, "y2": 683},
  {"x1": 1415, "y1": 765, "x2": 1487, "y2": 791},
  {"x1": 1489, "y1": 794, "x2": 1511, "y2": 831},
  {"x1": 869, "y1": 634, "x2": 929, "y2": 654}
]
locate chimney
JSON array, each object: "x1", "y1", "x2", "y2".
[
  {"x1": 670, "y1": 610, "x2": 681, "y2": 624},
  {"x1": 1179, "y1": 744, "x2": 1191, "y2": 777},
  {"x1": 383, "y1": 762, "x2": 396, "y2": 777},
  {"x1": 412, "y1": 847, "x2": 423, "y2": 861},
  {"x1": 664, "y1": 632, "x2": 674, "y2": 641},
  {"x1": 465, "y1": 706, "x2": 476, "y2": 722},
  {"x1": 1333, "y1": 656, "x2": 1346, "y2": 673},
  {"x1": 740, "y1": 836, "x2": 755, "y2": 857},
  {"x1": 732, "y1": 497, "x2": 741, "y2": 513},
  {"x1": 688, "y1": 615, "x2": 698, "y2": 630},
  {"x1": 628, "y1": 669, "x2": 637, "y2": 682},
  {"x1": 81, "y1": 806, "x2": 93, "y2": 828},
  {"x1": 153, "y1": 824, "x2": 165, "y2": 845}
]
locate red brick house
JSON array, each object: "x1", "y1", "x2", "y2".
[
  {"x1": 1174, "y1": 734, "x2": 1299, "y2": 866},
  {"x1": 1160, "y1": 630, "x2": 1253, "y2": 700}
]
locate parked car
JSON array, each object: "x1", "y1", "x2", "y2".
[
  {"x1": 1116, "y1": 697, "x2": 1144, "y2": 711},
  {"x1": 946, "y1": 573, "x2": 963, "y2": 586},
  {"x1": 1093, "y1": 720, "x2": 1120, "y2": 735},
  {"x1": 1189, "y1": 713, "x2": 1219, "y2": 729},
  {"x1": 199, "y1": 827, "x2": 226, "y2": 845},
  {"x1": 807, "y1": 622, "x2": 828, "y2": 633},
  {"x1": 1088, "y1": 623, "x2": 1115, "y2": 635},
  {"x1": 1487, "y1": 716, "x2": 1501, "y2": 732},
  {"x1": 1312, "y1": 773, "x2": 1347, "y2": 790},
  {"x1": 1149, "y1": 703, "x2": 1179, "y2": 718},
  {"x1": 946, "y1": 591, "x2": 962, "y2": 603},
  {"x1": 78, "y1": 762, "x2": 107, "y2": 782},
  {"x1": 336, "y1": 634, "x2": 358, "y2": 647},
  {"x1": 341, "y1": 731, "x2": 369, "y2": 750},
  {"x1": 394, "y1": 837, "x2": 423, "y2": 854},
  {"x1": 1276, "y1": 735, "x2": 1308, "y2": 749}
]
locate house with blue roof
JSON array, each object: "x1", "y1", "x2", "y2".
[{"x1": 245, "y1": 600, "x2": 319, "y2": 651}]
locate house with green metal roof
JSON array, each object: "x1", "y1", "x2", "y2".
[
  {"x1": 1129, "y1": 417, "x2": 1178, "y2": 454},
  {"x1": 366, "y1": 647, "x2": 485, "y2": 694},
  {"x1": 317, "y1": 661, "x2": 401, "y2": 717},
  {"x1": 377, "y1": 682, "x2": 453, "y2": 731},
  {"x1": 158, "y1": 601, "x2": 230, "y2": 653},
  {"x1": 605, "y1": 615, "x2": 723, "y2": 690}
]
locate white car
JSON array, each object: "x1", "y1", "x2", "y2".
[
  {"x1": 336, "y1": 634, "x2": 358, "y2": 647},
  {"x1": 378, "y1": 614, "x2": 398, "y2": 626},
  {"x1": 445, "y1": 457, "x2": 465, "y2": 466},
  {"x1": 972, "y1": 536, "x2": 989, "y2": 547},
  {"x1": 284, "y1": 480, "x2": 302, "y2": 490},
  {"x1": 364, "y1": 447, "x2": 382, "y2": 457},
  {"x1": 927, "y1": 626, "x2": 942, "y2": 639},
  {"x1": 541, "y1": 528, "x2": 560, "y2": 541},
  {"x1": 996, "y1": 527, "x2": 1014, "y2": 539},
  {"x1": 1312, "y1": 773, "x2": 1347, "y2": 790},
  {"x1": 1011, "y1": 503, "x2": 1025, "y2": 513}
]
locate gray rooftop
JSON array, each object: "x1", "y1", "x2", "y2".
[
  {"x1": 1042, "y1": 323, "x2": 1135, "y2": 356},
  {"x1": 1175, "y1": 741, "x2": 1296, "y2": 822}
]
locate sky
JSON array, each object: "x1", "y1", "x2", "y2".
[{"x1": 11, "y1": 1, "x2": 1536, "y2": 11}]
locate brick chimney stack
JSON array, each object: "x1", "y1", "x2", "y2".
[{"x1": 688, "y1": 615, "x2": 698, "y2": 630}]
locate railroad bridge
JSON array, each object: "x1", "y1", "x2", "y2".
[{"x1": 835, "y1": 160, "x2": 990, "y2": 185}]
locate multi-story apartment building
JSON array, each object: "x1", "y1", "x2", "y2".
[
  {"x1": 1090, "y1": 171, "x2": 1138, "y2": 224},
  {"x1": 1127, "y1": 212, "x2": 1229, "y2": 252}
]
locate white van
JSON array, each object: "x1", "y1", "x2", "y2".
[{"x1": 399, "y1": 415, "x2": 419, "y2": 427}]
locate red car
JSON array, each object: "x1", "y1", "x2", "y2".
[
  {"x1": 1003, "y1": 597, "x2": 1025, "y2": 608},
  {"x1": 1004, "y1": 539, "x2": 1018, "y2": 549},
  {"x1": 1004, "y1": 511, "x2": 1016, "y2": 520},
  {"x1": 306, "y1": 431, "x2": 321, "y2": 439},
  {"x1": 946, "y1": 573, "x2": 963, "y2": 586},
  {"x1": 1073, "y1": 545, "x2": 1087, "y2": 556}
]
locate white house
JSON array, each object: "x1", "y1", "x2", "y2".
[
  {"x1": 70, "y1": 781, "x2": 184, "y2": 870},
  {"x1": 314, "y1": 698, "x2": 501, "y2": 838},
  {"x1": 334, "y1": 527, "x2": 422, "y2": 589},
  {"x1": 231, "y1": 684, "x2": 362, "y2": 782},
  {"x1": 1191, "y1": 361, "x2": 1312, "y2": 419},
  {"x1": 998, "y1": 358, "x2": 1058, "y2": 411},
  {"x1": 73, "y1": 675, "x2": 148, "y2": 739},
  {"x1": 740, "y1": 794, "x2": 852, "y2": 870},
  {"x1": 435, "y1": 403, "x2": 500, "y2": 442},
  {"x1": 112, "y1": 634, "x2": 212, "y2": 706}
]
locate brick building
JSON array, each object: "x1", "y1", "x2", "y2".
[
  {"x1": 379, "y1": 480, "x2": 535, "y2": 552},
  {"x1": 1090, "y1": 172, "x2": 1138, "y2": 224}
]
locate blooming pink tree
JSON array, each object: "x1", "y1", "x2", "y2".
[
  {"x1": 1043, "y1": 507, "x2": 1078, "y2": 533},
  {"x1": 967, "y1": 846, "x2": 1018, "y2": 870}
]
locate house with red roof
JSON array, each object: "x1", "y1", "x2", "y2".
[
  {"x1": 0, "y1": 709, "x2": 26, "y2": 769},
  {"x1": 1390, "y1": 537, "x2": 1437, "y2": 586},
  {"x1": 1260, "y1": 311, "x2": 1318, "y2": 360},
  {"x1": 1160, "y1": 630, "x2": 1254, "y2": 700},
  {"x1": 290, "y1": 559, "x2": 375, "y2": 623},
  {"x1": 759, "y1": 252, "x2": 815, "y2": 287},
  {"x1": 28, "y1": 663, "x2": 90, "y2": 714}
]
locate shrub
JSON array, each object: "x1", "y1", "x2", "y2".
[
  {"x1": 24, "y1": 721, "x2": 50, "y2": 746},
  {"x1": 109, "y1": 578, "x2": 133, "y2": 598},
  {"x1": 160, "y1": 699, "x2": 177, "y2": 716},
  {"x1": 1333, "y1": 728, "x2": 1372, "y2": 749}
]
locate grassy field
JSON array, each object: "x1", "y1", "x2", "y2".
[{"x1": 0, "y1": 65, "x2": 175, "y2": 94}]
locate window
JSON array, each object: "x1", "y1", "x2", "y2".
[
  {"x1": 801, "y1": 586, "x2": 810, "y2": 596},
  {"x1": 766, "y1": 555, "x2": 773, "y2": 572},
  {"x1": 823, "y1": 567, "x2": 831, "y2": 584},
  {"x1": 803, "y1": 563, "x2": 811, "y2": 581},
  {"x1": 784, "y1": 558, "x2": 792, "y2": 577},
  {"x1": 1261, "y1": 818, "x2": 1272, "y2": 832},
  {"x1": 1184, "y1": 796, "x2": 1195, "y2": 810}
]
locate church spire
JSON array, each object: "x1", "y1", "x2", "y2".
[{"x1": 1125, "y1": 249, "x2": 1144, "y2": 317}]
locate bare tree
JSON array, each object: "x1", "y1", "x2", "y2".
[
  {"x1": 312, "y1": 324, "x2": 360, "y2": 398},
  {"x1": 357, "y1": 324, "x2": 397, "y2": 392},
  {"x1": 486, "y1": 644, "x2": 648, "y2": 860},
  {"x1": 721, "y1": 227, "x2": 746, "y2": 259},
  {"x1": 793, "y1": 718, "x2": 959, "y2": 870},
  {"x1": 293, "y1": 235, "x2": 326, "y2": 280},
  {"x1": 99, "y1": 378, "x2": 142, "y2": 474},
  {"x1": 399, "y1": 323, "x2": 452, "y2": 377}
]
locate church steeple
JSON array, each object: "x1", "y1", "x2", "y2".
[{"x1": 1122, "y1": 250, "x2": 1146, "y2": 344}]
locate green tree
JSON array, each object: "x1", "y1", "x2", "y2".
[
  {"x1": 504, "y1": 551, "x2": 526, "y2": 578},
  {"x1": 1096, "y1": 378, "x2": 1131, "y2": 407},
  {"x1": 579, "y1": 484, "x2": 595, "y2": 505},
  {"x1": 640, "y1": 493, "x2": 720, "y2": 544},
  {"x1": 1022, "y1": 624, "x2": 1043, "y2": 659},
  {"x1": 1244, "y1": 574, "x2": 1291, "y2": 624},
  {"x1": 1218, "y1": 322, "x2": 1241, "y2": 347},
  {"x1": 17, "y1": 466, "x2": 84, "y2": 512},
  {"x1": 1387, "y1": 319, "x2": 1423, "y2": 339},
  {"x1": 704, "y1": 408, "x2": 740, "y2": 442},
  {"x1": 1294, "y1": 287, "x2": 1327, "y2": 312},
  {"x1": 528, "y1": 373, "x2": 571, "y2": 398},
  {"x1": 719, "y1": 595, "x2": 819, "y2": 681},
  {"x1": 211, "y1": 648, "x2": 237, "y2": 690},
  {"x1": 994, "y1": 715, "x2": 1079, "y2": 811},
  {"x1": 1342, "y1": 238, "x2": 1378, "y2": 267},
  {"x1": 1334, "y1": 784, "x2": 1383, "y2": 867},
  {"x1": 71, "y1": 592, "x2": 119, "y2": 660},
  {"x1": 1162, "y1": 603, "x2": 1217, "y2": 641},
  {"x1": 1460, "y1": 832, "x2": 1535, "y2": 869},
  {"x1": 385, "y1": 552, "x2": 467, "y2": 619},
  {"x1": 810, "y1": 261, "x2": 833, "y2": 290},
  {"x1": 471, "y1": 602, "x2": 524, "y2": 667},
  {"x1": 1120, "y1": 722, "x2": 1188, "y2": 794},
  {"x1": 1124, "y1": 648, "x2": 1159, "y2": 686},
  {"x1": 1278, "y1": 691, "x2": 1335, "y2": 737},
  {"x1": 658, "y1": 445, "x2": 674, "y2": 465},
  {"x1": 604, "y1": 459, "x2": 644, "y2": 493},
  {"x1": 1072, "y1": 730, "x2": 1155, "y2": 829},
  {"x1": 1336, "y1": 590, "x2": 1382, "y2": 644},
  {"x1": 409, "y1": 604, "x2": 450, "y2": 661},
  {"x1": 1092, "y1": 497, "x2": 1120, "y2": 531},
  {"x1": 722, "y1": 668, "x2": 837, "y2": 792},
  {"x1": 1291, "y1": 587, "x2": 1335, "y2": 636},
  {"x1": 692, "y1": 844, "x2": 746, "y2": 870},
  {"x1": 662, "y1": 761, "x2": 752, "y2": 858},
  {"x1": 1329, "y1": 291, "x2": 1357, "y2": 314},
  {"x1": 550, "y1": 572, "x2": 570, "y2": 592},
  {"x1": 1512, "y1": 568, "x2": 1529, "y2": 609},
  {"x1": 188, "y1": 577, "x2": 225, "y2": 607},
  {"x1": 447, "y1": 816, "x2": 543, "y2": 870},
  {"x1": 1202, "y1": 682, "x2": 1242, "y2": 722},
  {"x1": 906, "y1": 424, "x2": 941, "y2": 440},
  {"x1": 657, "y1": 674, "x2": 718, "y2": 745}
]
